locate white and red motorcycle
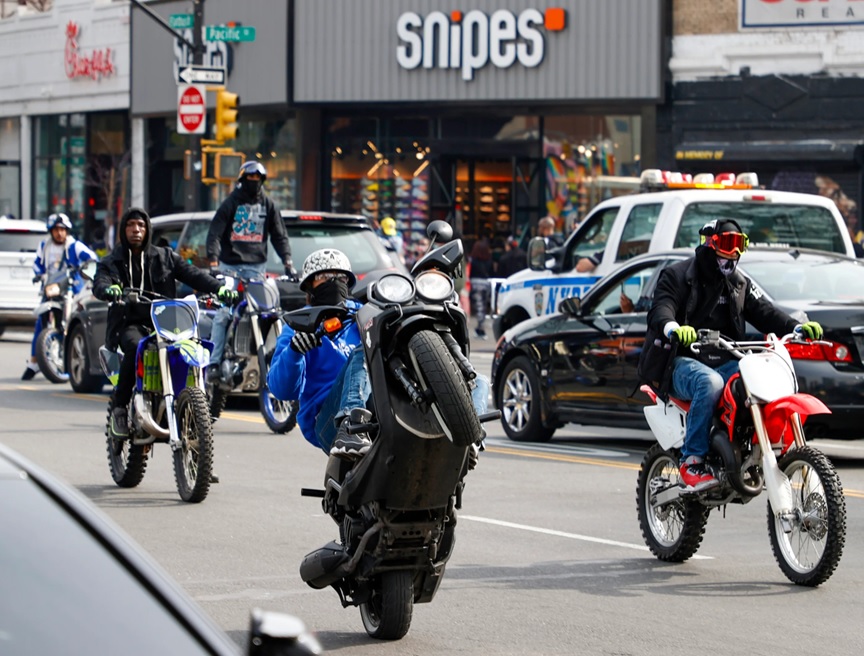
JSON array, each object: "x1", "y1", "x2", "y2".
[{"x1": 637, "y1": 329, "x2": 846, "y2": 586}]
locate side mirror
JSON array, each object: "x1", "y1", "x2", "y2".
[
  {"x1": 427, "y1": 219, "x2": 453, "y2": 243},
  {"x1": 248, "y1": 608, "x2": 322, "y2": 655},
  {"x1": 527, "y1": 237, "x2": 547, "y2": 271},
  {"x1": 559, "y1": 296, "x2": 582, "y2": 317},
  {"x1": 80, "y1": 260, "x2": 98, "y2": 281}
]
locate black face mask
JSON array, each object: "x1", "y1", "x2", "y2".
[
  {"x1": 309, "y1": 278, "x2": 348, "y2": 306},
  {"x1": 239, "y1": 179, "x2": 261, "y2": 199}
]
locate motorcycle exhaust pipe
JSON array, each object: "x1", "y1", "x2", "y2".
[
  {"x1": 710, "y1": 430, "x2": 762, "y2": 498},
  {"x1": 298, "y1": 541, "x2": 351, "y2": 590}
]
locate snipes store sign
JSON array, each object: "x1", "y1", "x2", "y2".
[
  {"x1": 396, "y1": 7, "x2": 566, "y2": 81},
  {"x1": 741, "y1": 0, "x2": 864, "y2": 28}
]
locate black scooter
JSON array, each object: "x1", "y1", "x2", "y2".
[{"x1": 288, "y1": 221, "x2": 498, "y2": 640}]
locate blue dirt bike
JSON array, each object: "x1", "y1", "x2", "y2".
[{"x1": 99, "y1": 290, "x2": 216, "y2": 503}]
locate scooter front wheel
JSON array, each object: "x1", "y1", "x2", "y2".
[
  {"x1": 36, "y1": 327, "x2": 69, "y2": 384},
  {"x1": 359, "y1": 570, "x2": 413, "y2": 640},
  {"x1": 173, "y1": 387, "x2": 214, "y2": 503},
  {"x1": 637, "y1": 444, "x2": 709, "y2": 562},
  {"x1": 768, "y1": 445, "x2": 846, "y2": 586}
]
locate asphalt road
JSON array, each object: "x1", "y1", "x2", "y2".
[{"x1": 1, "y1": 329, "x2": 863, "y2": 655}]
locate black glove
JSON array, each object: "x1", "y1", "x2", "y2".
[
  {"x1": 290, "y1": 331, "x2": 320, "y2": 355},
  {"x1": 284, "y1": 262, "x2": 299, "y2": 282},
  {"x1": 32, "y1": 274, "x2": 42, "y2": 284}
]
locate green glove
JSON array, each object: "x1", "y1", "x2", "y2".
[
  {"x1": 105, "y1": 284, "x2": 122, "y2": 302},
  {"x1": 797, "y1": 321, "x2": 823, "y2": 340},
  {"x1": 672, "y1": 325, "x2": 697, "y2": 347},
  {"x1": 217, "y1": 286, "x2": 238, "y2": 304}
]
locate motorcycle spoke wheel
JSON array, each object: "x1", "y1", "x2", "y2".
[
  {"x1": 359, "y1": 571, "x2": 413, "y2": 640},
  {"x1": 104, "y1": 396, "x2": 148, "y2": 487},
  {"x1": 768, "y1": 446, "x2": 846, "y2": 586},
  {"x1": 636, "y1": 444, "x2": 709, "y2": 562},
  {"x1": 36, "y1": 328, "x2": 69, "y2": 384},
  {"x1": 259, "y1": 387, "x2": 298, "y2": 434},
  {"x1": 173, "y1": 387, "x2": 214, "y2": 503}
]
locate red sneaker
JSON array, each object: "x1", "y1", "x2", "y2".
[{"x1": 679, "y1": 458, "x2": 719, "y2": 492}]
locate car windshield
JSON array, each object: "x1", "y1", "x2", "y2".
[
  {"x1": 269, "y1": 225, "x2": 394, "y2": 276},
  {"x1": 0, "y1": 231, "x2": 45, "y2": 252},
  {"x1": 675, "y1": 202, "x2": 847, "y2": 254},
  {"x1": 742, "y1": 256, "x2": 864, "y2": 301}
]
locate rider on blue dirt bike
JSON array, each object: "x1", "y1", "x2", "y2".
[{"x1": 93, "y1": 207, "x2": 237, "y2": 439}]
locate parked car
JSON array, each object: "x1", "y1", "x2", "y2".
[
  {"x1": 493, "y1": 170, "x2": 857, "y2": 339},
  {"x1": 0, "y1": 441, "x2": 321, "y2": 655},
  {"x1": 0, "y1": 217, "x2": 48, "y2": 336},
  {"x1": 64, "y1": 210, "x2": 405, "y2": 393},
  {"x1": 491, "y1": 248, "x2": 864, "y2": 442}
]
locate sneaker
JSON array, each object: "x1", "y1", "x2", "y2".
[
  {"x1": 679, "y1": 456, "x2": 719, "y2": 492},
  {"x1": 330, "y1": 408, "x2": 374, "y2": 458},
  {"x1": 474, "y1": 329, "x2": 487, "y2": 340},
  {"x1": 110, "y1": 406, "x2": 130, "y2": 440},
  {"x1": 21, "y1": 361, "x2": 40, "y2": 381}
]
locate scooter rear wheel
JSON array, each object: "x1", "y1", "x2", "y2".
[
  {"x1": 359, "y1": 570, "x2": 413, "y2": 640},
  {"x1": 768, "y1": 445, "x2": 846, "y2": 586},
  {"x1": 173, "y1": 387, "x2": 214, "y2": 503},
  {"x1": 637, "y1": 444, "x2": 709, "y2": 562},
  {"x1": 105, "y1": 396, "x2": 148, "y2": 488}
]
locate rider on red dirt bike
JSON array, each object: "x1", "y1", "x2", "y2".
[{"x1": 638, "y1": 219, "x2": 823, "y2": 492}]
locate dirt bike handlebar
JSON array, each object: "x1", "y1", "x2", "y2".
[{"x1": 688, "y1": 330, "x2": 828, "y2": 359}]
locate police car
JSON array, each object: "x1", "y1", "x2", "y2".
[{"x1": 493, "y1": 170, "x2": 857, "y2": 338}]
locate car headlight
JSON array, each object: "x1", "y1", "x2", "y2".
[
  {"x1": 414, "y1": 270, "x2": 453, "y2": 302},
  {"x1": 44, "y1": 283, "x2": 61, "y2": 298},
  {"x1": 374, "y1": 274, "x2": 415, "y2": 304}
]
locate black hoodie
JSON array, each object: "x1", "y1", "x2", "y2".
[{"x1": 94, "y1": 207, "x2": 222, "y2": 349}]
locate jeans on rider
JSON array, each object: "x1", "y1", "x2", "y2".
[
  {"x1": 671, "y1": 356, "x2": 740, "y2": 462},
  {"x1": 313, "y1": 347, "x2": 491, "y2": 455},
  {"x1": 209, "y1": 262, "x2": 267, "y2": 368}
]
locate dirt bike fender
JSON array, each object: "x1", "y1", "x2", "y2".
[
  {"x1": 643, "y1": 401, "x2": 687, "y2": 451},
  {"x1": 167, "y1": 339, "x2": 211, "y2": 368},
  {"x1": 33, "y1": 300, "x2": 62, "y2": 316},
  {"x1": 763, "y1": 393, "x2": 831, "y2": 446}
]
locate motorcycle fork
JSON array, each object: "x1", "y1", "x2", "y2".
[
  {"x1": 748, "y1": 400, "x2": 795, "y2": 529},
  {"x1": 158, "y1": 345, "x2": 181, "y2": 450}
]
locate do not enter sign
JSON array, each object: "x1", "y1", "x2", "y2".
[{"x1": 177, "y1": 84, "x2": 206, "y2": 135}]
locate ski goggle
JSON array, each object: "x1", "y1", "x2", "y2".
[{"x1": 701, "y1": 231, "x2": 750, "y2": 257}]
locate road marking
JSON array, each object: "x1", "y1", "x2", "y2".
[
  {"x1": 485, "y1": 445, "x2": 641, "y2": 470},
  {"x1": 460, "y1": 514, "x2": 712, "y2": 559}
]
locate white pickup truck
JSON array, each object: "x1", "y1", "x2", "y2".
[{"x1": 493, "y1": 174, "x2": 856, "y2": 338}]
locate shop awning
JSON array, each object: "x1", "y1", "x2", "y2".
[{"x1": 675, "y1": 140, "x2": 864, "y2": 163}]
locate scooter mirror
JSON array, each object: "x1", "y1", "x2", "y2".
[{"x1": 427, "y1": 220, "x2": 453, "y2": 244}]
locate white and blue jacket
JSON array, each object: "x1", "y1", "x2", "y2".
[{"x1": 33, "y1": 236, "x2": 98, "y2": 294}]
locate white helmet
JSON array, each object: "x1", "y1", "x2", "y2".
[{"x1": 299, "y1": 248, "x2": 356, "y2": 292}]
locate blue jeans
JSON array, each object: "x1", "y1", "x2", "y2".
[
  {"x1": 313, "y1": 347, "x2": 491, "y2": 455},
  {"x1": 671, "y1": 357, "x2": 740, "y2": 462},
  {"x1": 210, "y1": 262, "x2": 267, "y2": 365}
]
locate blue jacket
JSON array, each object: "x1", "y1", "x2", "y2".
[
  {"x1": 268, "y1": 300, "x2": 362, "y2": 447},
  {"x1": 33, "y1": 236, "x2": 98, "y2": 294}
]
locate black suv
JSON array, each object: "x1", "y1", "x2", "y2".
[{"x1": 64, "y1": 210, "x2": 405, "y2": 393}]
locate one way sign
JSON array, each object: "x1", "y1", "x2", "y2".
[{"x1": 176, "y1": 65, "x2": 226, "y2": 85}]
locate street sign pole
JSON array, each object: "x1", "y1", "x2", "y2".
[{"x1": 184, "y1": 0, "x2": 205, "y2": 212}]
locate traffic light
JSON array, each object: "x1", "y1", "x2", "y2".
[{"x1": 214, "y1": 88, "x2": 239, "y2": 143}]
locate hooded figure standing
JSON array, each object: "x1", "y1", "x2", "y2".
[
  {"x1": 94, "y1": 207, "x2": 236, "y2": 439},
  {"x1": 641, "y1": 219, "x2": 823, "y2": 492}
]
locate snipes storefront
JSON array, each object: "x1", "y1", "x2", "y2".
[{"x1": 294, "y1": 0, "x2": 666, "y2": 250}]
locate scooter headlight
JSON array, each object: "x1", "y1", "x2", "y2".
[
  {"x1": 414, "y1": 270, "x2": 454, "y2": 303},
  {"x1": 44, "y1": 283, "x2": 61, "y2": 298},
  {"x1": 374, "y1": 274, "x2": 415, "y2": 304}
]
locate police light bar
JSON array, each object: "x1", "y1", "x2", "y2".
[{"x1": 640, "y1": 169, "x2": 759, "y2": 190}]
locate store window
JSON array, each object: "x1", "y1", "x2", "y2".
[
  {"x1": 33, "y1": 113, "x2": 87, "y2": 231},
  {"x1": 0, "y1": 116, "x2": 21, "y2": 217},
  {"x1": 543, "y1": 114, "x2": 642, "y2": 233},
  {"x1": 234, "y1": 117, "x2": 297, "y2": 211}
]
